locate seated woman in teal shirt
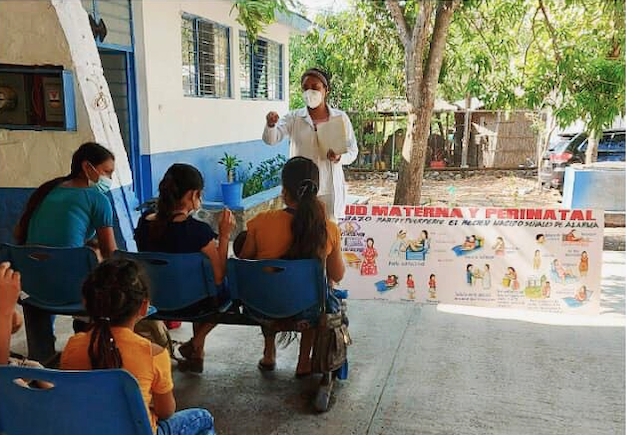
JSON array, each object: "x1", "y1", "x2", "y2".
[{"x1": 14, "y1": 142, "x2": 117, "y2": 363}]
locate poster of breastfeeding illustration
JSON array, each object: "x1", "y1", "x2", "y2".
[{"x1": 338, "y1": 205, "x2": 604, "y2": 315}]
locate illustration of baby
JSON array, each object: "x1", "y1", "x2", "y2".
[
  {"x1": 579, "y1": 251, "x2": 589, "y2": 277},
  {"x1": 428, "y1": 274, "x2": 437, "y2": 299},
  {"x1": 533, "y1": 250, "x2": 542, "y2": 270},
  {"x1": 360, "y1": 237, "x2": 378, "y2": 276},
  {"x1": 389, "y1": 230, "x2": 408, "y2": 258},
  {"x1": 541, "y1": 280, "x2": 551, "y2": 298},
  {"x1": 407, "y1": 274, "x2": 416, "y2": 299},
  {"x1": 493, "y1": 237, "x2": 505, "y2": 256},
  {"x1": 536, "y1": 234, "x2": 546, "y2": 245}
]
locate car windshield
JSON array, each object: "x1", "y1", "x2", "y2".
[
  {"x1": 551, "y1": 138, "x2": 573, "y2": 153},
  {"x1": 599, "y1": 133, "x2": 626, "y2": 152}
]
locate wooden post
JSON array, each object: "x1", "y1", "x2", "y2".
[{"x1": 461, "y1": 93, "x2": 471, "y2": 168}]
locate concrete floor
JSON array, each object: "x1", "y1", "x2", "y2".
[{"x1": 10, "y1": 252, "x2": 625, "y2": 435}]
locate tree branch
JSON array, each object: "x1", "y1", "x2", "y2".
[
  {"x1": 411, "y1": 0, "x2": 434, "y2": 78},
  {"x1": 538, "y1": 0, "x2": 562, "y2": 62},
  {"x1": 422, "y1": 0, "x2": 460, "y2": 99},
  {"x1": 385, "y1": 0, "x2": 411, "y2": 47}
]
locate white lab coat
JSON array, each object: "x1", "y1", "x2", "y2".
[{"x1": 262, "y1": 106, "x2": 358, "y2": 219}]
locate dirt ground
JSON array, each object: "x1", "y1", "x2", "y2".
[{"x1": 347, "y1": 173, "x2": 563, "y2": 208}]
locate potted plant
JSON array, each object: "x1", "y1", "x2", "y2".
[{"x1": 218, "y1": 152, "x2": 243, "y2": 207}]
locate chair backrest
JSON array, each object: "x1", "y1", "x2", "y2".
[
  {"x1": 0, "y1": 244, "x2": 98, "y2": 306},
  {"x1": 114, "y1": 251, "x2": 217, "y2": 311},
  {"x1": 227, "y1": 258, "x2": 325, "y2": 318},
  {"x1": 0, "y1": 366, "x2": 153, "y2": 435}
]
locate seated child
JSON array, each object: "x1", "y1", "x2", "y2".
[
  {"x1": 134, "y1": 163, "x2": 235, "y2": 373},
  {"x1": 61, "y1": 259, "x2": 216, "y2": 435}
]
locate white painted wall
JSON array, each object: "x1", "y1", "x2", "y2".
[
  {"x1": 133, "y1": 0, "x2": 292, "y2": 155},
  {"x1": 0, "y1": 0, "x2": 94, "y2": 188},
  {"x1": 0, "y1": 0, "x2": 133, "y2": 189}
]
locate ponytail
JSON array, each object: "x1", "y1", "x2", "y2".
[
  {"x1": 82, "y1": 259, "x2": 149, "y2": 369},
  {"x1": 14, "y1": 142, "x2": 114, "y2": 245},
  {"x1": 14, "y1": 176, "x2": 70, "y2": 244},
  {"x1": 282, "y1": 157, "x2": 328, "y2": 260},
  {"x1": 151, "y1": 164, "x2": 204, "y2": 242}
]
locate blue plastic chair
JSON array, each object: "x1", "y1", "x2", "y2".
[
  {"x1": 114, "y1": 251, "x2": 220, "y2": 318},
  {"x1": 0, "y1": 366, "x2": 153, "y2": 435},
  {"x1": 227, "y1": 258, "x2": 325, "y2": 319},
  {"x1": 0, "y1": 243, "x2": 98, "y2": 314}
]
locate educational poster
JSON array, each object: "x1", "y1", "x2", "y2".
[{"x1": 338, "y1": 205, "x2": 604, "y2": 315}]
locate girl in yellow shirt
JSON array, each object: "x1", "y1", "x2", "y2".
[{"x1": 61, "y1": 259, "x2": 216, "y2": 435}]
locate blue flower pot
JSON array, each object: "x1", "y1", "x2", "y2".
[{"x1": 221, "y1": 182, "x2": 243, "y2": 208}]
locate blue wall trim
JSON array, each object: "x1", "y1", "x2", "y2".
[
  {"x1": 145, "y1": 139, "x2": 289, "y2": 202},
  {"x1": 0, "y1": 188, "x2": 32, "y2": 244}
]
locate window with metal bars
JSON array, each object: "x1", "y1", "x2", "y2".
[
  {"x1": 181, "y1": 14, "x2": 231, "y2": 98},
  {"x1": 239, "y1": 32, "x2": 283, "y2": 100}
]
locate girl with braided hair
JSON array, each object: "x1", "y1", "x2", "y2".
[
  {"x1": 134, "y1": 163, "x2": 235, "y2": 373},
  {"x1": 239, "y1": 157, "x2": 345, "y2": 377},
  {"x1": 61, "y1": 259, "x2": 216, "y2": 435}
]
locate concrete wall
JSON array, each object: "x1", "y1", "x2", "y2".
[
  {"x1": 133, "y1": 0, "x2": 291, "y2": 201},
  {"x1": 0, "y1": 0, "x2": 137, "y2": 247}
]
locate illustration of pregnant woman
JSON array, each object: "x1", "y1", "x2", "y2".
[{"x1": 360, "y1": 237, "x2": 378, "y2": 276}]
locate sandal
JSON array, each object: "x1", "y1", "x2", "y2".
[
  {"x1": 177, "y1": 340, "x2": 204, "y2": 373},
  {"x1": 257, "y1": 359, "x2": 276, "y2": 372}
]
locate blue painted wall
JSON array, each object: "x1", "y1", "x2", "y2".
[{"x1": 143, "y1": 138, "x2": 289, "y2": 202}]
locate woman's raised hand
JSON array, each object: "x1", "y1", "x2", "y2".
[
  {"x1": 266, "y1": 111, "x2": 279, "y2": 128},
  {"x1": 219, "y1": 208, "x2": 236, "y2": 237}
]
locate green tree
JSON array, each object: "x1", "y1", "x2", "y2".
[
  {"x1": 289, "y1": 3, "x2": 404, "y2": 112},
  {"x1": 231, "y1": 0, "x2": 297, "y2": 42},
  {"x1": 384, "y1": 0, "x2": 461, "y2": 205}
]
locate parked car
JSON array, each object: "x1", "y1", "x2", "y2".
[
  {"x1": 539, "y1": 133, "x2": 582, "y2": 186},
  {"x1": 550, "y1": 129, "x2": 625, "y2": 190}
]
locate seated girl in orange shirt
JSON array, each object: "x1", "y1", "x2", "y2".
[
  {"x1": 61, "y1": 259, "x2": 216, "y2": 435},
  {"x1": 239, "y1": 157, "x2": 345, "y2": 378}
]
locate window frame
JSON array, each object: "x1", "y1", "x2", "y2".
[
  {"x1": 181, "y1": 13, "x2": 232, "y2": 99},
  {"x1": 239, "y1": 31, "x2": 284, "y2": 101}
]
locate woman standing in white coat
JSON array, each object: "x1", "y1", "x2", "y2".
[{"x1": 262, "y1": 68, "x2": 358, "y2": 221}]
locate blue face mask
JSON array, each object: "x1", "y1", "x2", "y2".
[
  {"x1": 87, "y1": 163, "x2": 113, "y2": 193},
  {"x1": 91, "y1": 175, "x2": 113, "y2": 193}
]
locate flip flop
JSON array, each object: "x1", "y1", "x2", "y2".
[{"x1": 257, "y1": 359, "x2": 276, "y2": 372}]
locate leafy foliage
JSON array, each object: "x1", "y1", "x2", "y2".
[
  {"x1": 231, "y1": 0, "x2": 296, "y2": 42},
  {"x1": 289, "y1": 1, "x2": 404, "y2": 111},
  {"x1": 240, "y1": 154, "x2": 287, "y2": 198},
  {"x1": 218, "y1": 153, "x2": 242, "y2": 183}
]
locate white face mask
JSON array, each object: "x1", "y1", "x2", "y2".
[{"x1": 303, "y1": 89, "x2": 324, "y2": 109}]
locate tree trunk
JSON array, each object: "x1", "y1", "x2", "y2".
[
  {"x1": 461, "y1": 93, "x2": 471, "y2": 167},
  {"x1": 585, "y1": 130, "x2": 599, "y2": 164},
  {"x1": 394, "y1": 104, "x2": 432, "y2": 204},
  {"x1": 389, "y1": 0, "x2": 460, "y2": 205}
]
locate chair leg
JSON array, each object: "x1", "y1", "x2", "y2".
[
  {"x1": 314, "y1": 372, "x2": 334, "y2": 412},
  {"x1": 22, "y1": 304, "x2": 56, "y2": 363}
]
